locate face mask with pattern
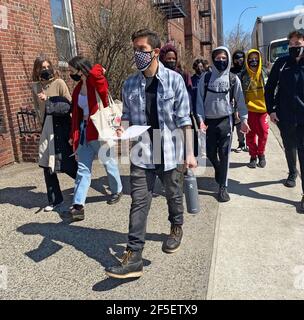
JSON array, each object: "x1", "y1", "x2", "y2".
[{"x1": 134, "y1": 50, "x2": 155, "y2": 71}]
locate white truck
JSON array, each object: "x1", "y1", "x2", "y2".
[{"x1": 251, "y1": 8, "x2": 304, "y2": 71}]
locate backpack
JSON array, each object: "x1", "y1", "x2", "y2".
[
  {"x1": 203, "y1": 71, "x2": 237, "y2": 103},
  {"x1": 239, "y1": 67, "x2": 268, "y2": 93}
]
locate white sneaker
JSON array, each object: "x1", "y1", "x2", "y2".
[{"x1": 44, "y1": 201, "x2": 64, "y2": 212}]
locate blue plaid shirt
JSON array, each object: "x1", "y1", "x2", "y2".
[{"x1": 122, "y1": 62, "x2": 192, "y2": 171}]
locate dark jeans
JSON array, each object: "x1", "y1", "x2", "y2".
[
  {"x1": 235, "y1": 122, "x2": 246, "y2": 146},
  {"x1": 44, "y1": 166, "x2": 77, "y2": 206},
  {"x1": 127, "y1": 164, "x2": 185, "y2": 252},
  {"x1": 205, "y1": 116, "x2": 233, "y2": 187},
  {"x1": 278, "y1": 123, "x2": 304, "y2": 193}
]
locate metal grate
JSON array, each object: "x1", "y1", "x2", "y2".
[
  {"x1": 152, "y1": 0, "x2": 187, "y2": 19},
  {"x1": 17, "y1": 108, "x2": 41, "y2": 135}
]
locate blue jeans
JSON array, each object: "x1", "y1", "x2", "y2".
[{"x1": 73, "y1": 122, "x2": 122, "y2": 205}]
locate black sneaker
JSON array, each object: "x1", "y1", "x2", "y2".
[
  {"x1": 162, "y1": 225, "x2": 183, "y2": 254},
  {"x1": 69, "y1": 205, "x2": 85, "y2": 221},
  {"x1": 107, "y1": 192, "x2": 123, "y2": 205},
  {"x1": 235, "y1": 144, "x2": 244, "y2": 153},
  {"x1": 284, "y1": 173, "x2": 297, "y2": 188},
  {"x1": 105, "y1": 249, "x2": 143, "y2": 279},
  {"x1": 248, "y1": 157, "x2": 257, "y2": 169},
  {"x1": 218, "y1": 186, "x2": 230, "y2": 203},
  {"x1": 258, "y1": 155, "x2": 266, "y2": 168},
  {"x1": 300, "y1": 196, "x2": 304, "y2": 212}
]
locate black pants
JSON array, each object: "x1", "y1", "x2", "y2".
[
  {"x1": 127, "y1": 164, "x2": 185, "y2": 252},
  {"x1": 205, "y1": 116, "x2": 233, "y2": 187},
  {"x1": 235, "y1": 122, "x2": 246, "y2": 146},
  {"x1": 44, "y1": 165, "x2": 77, "y2": 206},
  {"x1": 278, "y1": 123, "x2": 304, "y2": 193}
]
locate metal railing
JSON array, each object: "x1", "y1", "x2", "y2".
[
  {"x1": 17, "y1": 108, "x2": 41, "y2": 135},
  {"x1": 152, "y1": 0, "x2": 187, "y2": 19}
]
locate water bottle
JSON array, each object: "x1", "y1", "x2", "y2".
[{"x1": 184, "y1": 169, "x2": 200, "y2": 214}]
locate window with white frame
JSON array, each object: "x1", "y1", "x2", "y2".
[{"x1": 50, "y1": 0, "x2": 77, "y2": 63}]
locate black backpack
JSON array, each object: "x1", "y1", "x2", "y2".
[{"x1": 203, "y1": 71, "x2": 237, "y2": 103}]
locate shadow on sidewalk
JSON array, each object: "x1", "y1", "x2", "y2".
[
  {"x1": 0, "y1": 175, "x2": 135, "y2": 211},
  {"x1": 17, "y1": 222, "x2": 166, "y2": 290},
  {"x1": 197, "y1": 177, "x2": 302, "y2": 212}
]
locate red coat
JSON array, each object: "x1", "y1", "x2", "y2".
[{"x1": 70, "y1": 64, "x2": 109, "y2": 152}]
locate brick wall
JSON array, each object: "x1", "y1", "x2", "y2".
[
  {"x1": 0, "y1": 0, "x2": 58, "y2": 167},
  {"x1": 0, "y1": 0, "x2": 90, "y2": 168},
  {"x1": 0, "y1": 0, "x2": 223, "y2": 168}
]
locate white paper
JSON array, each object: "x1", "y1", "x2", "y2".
[{"x1": 112, "y1": 125, "x2": 151, "y2": 140}]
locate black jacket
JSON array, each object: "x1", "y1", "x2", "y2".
[
  {"x1": 44, "y1": 96, "x2": 77, "y2": 174},
  {"x1": 265, "y1": 55, "x2": 304, "y2": 125}
]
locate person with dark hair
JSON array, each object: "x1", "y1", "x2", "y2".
[
  {"x1": 231, "y1": 50, "x2": 245, "y2": 75},
  {"x1": 105, "y1": 29, "x2": 197, "y2": 279},
  {"x1": 196, "y1": 47, "x2": 250, "y2": 202},
  {"x1": 230, "y1": 50, "x2": 248, "y2": 153},
  {"x1": 265, "y1": 30, "x2": 304, "y2": 211},
  {"x1": 32, "y1": 56, "x2": 78, "y2": 212},
  {"x1": 203, "y1": 60, "x2": 212, "y2": 73},
  {"x1": 159, "y1": 43, "x2": 193, "y2": 96},
  {"x1": 68, "y1": 56, "x2": 123, "y2": 221},
  {"x1": 191, "y1": 58, "x2": 205, "y2": 109}
]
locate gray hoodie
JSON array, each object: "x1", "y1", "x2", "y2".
[{"x1": 196, "y1": 46, "x2": 248, "y2": 122}]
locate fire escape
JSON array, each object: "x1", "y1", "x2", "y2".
[
  {"x1": 152, "y1": 0, "x2": 187, "y2": 19},
  {"x1": 199, "y1": 0, "x2": 212, "y2": 46}
]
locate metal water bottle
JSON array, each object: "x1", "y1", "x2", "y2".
[{"x1": 184, "y1": 169, "x2": 200, "y2": 214}]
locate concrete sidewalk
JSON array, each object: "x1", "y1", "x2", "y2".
[
  {"x1": 207, "y1": 127, "x2": 304, "y2": 300},
  {"x1": 0, "y1": 158, "x2": 218, "y2": 300},
  {"x1": 1, "y1": 125, "x2": 304, "y2": 299}
]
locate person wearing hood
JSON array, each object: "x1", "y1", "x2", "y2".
[
  {"x1": 239, "y1": 49, "x2": 269, "y2": 169},
  {"x1": 231, "y1": 50, "x2": 245, "y2": 75},
  {"x1": 231, "y1": 50, "x2": 248, "y2": 153},
  {"x1": 196, "y1": 47, "x2": 250, "y2": 202},
  {"x1": 265, "y1": 30, "x2": 304, "y2": 211}
]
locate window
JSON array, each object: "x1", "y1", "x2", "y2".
[
  {"x1": 0, "y1": 5, "x2": 8, "y2": 30},
  {"x1": 50, "y1": 0, "x2": 76, "y2": 63}
]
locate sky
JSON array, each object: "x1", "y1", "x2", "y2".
[{"x1": 223, "y1": 0, "x2": 304, "y2": 34}]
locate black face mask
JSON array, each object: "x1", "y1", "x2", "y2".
[
  {"x1": 164, "y1": 61, "x2": 177, "y2": 70},
  {"x1": 40, "y1": 69, "x2": 53, "y2": 81},
  {"x1": 196, "y1": 68, "x2": 204, "y2": 76},
  {"x1": 289, "y1": 46, "x2": 304, "y2": 59},
  {"x1": 248, "y1": 59, "x2": 259, "y2": 68},
  {"x1": 70, "y1": 73, "x2": 82, "y2": 82},
  {"x1": 214, "y1": 60, "x2": 228, "y2": 72}
]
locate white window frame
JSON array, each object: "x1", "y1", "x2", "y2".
[{"x1": 51, "y1": 0, "x2": 77, "y2": 66}]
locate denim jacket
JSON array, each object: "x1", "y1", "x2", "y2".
[{"x1": 122, "y1": 62, "x2": 192, "y2": 171}]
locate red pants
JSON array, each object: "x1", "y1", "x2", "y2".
[{"x1": 246, "y1": 112, "x2": 269, "y2": 158}]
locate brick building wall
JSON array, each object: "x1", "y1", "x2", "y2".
[
  {"x1": 0, "y1": 0, "x2": 223, "y2": 168},
  {"x1": 184, "y1": 0, "x2": 201, "y2": 59},
  {"x1": 167, "y1": 19, "x2": 185, "y2": 58},
  {"x1": 0, "y1": 0, "x2": 59, "y2": 168},
  {"x1": 0, "y1": 0, "x2": 93, "y2": 168}
]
